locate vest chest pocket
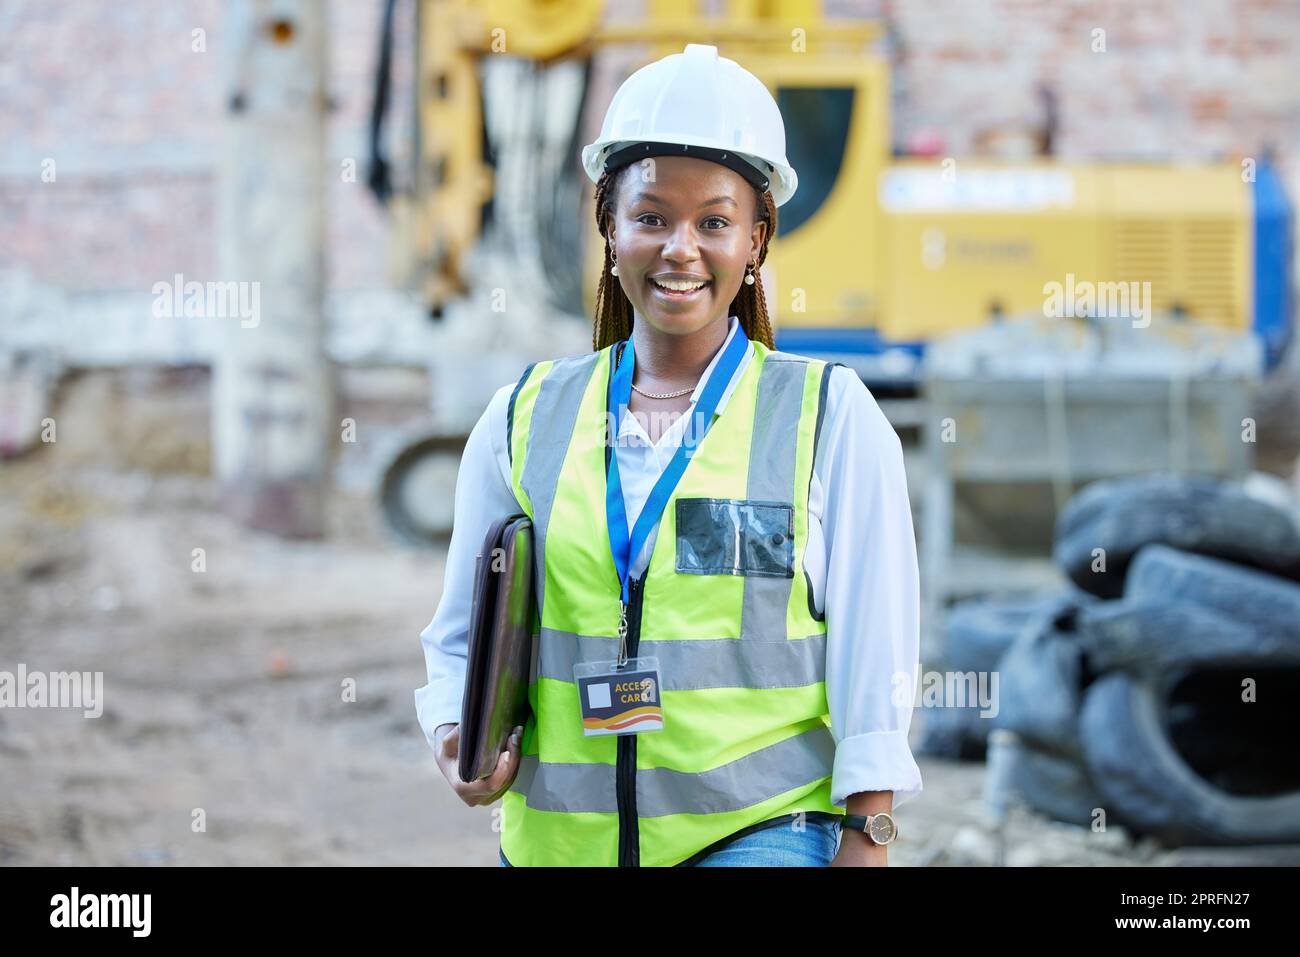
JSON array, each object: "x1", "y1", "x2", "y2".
[{"x1": 675, "y1": 498, "x2": 795, "y2": 579}]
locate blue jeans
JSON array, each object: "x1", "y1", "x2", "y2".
[{"x1": 499, "y1": 816, "x2": 841, "y2": 867}]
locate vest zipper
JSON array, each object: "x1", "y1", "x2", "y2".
[{"x1": 616, "y1": 571, "x2": 647, "y2": 867}]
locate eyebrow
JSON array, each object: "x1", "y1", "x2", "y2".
[{"x1": 637, "y1": 193, "x2": 739, "y2": 210}]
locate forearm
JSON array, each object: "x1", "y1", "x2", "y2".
[{"x1": 847, "y1": 790, "x2": 893, "y2": 817}]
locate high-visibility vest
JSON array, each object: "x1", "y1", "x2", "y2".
[{"x1": 500, "y1": 337, "x2": 841, "y2": 866}]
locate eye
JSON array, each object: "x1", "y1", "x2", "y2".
[{"x1": 634, "y1": 213, "x2": 730, "y2": 229}]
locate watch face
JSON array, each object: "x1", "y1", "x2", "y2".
[{"x1": 868, "y1": 813, "x2": 897, "y2": 844}]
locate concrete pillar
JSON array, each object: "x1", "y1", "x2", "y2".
[{"x1": 214, "y1": 0, "x2": 334, "y2": 537}]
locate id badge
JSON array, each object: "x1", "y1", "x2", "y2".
[{"x1": 574, "y1": 657, "x2": 664, "y2": 736}]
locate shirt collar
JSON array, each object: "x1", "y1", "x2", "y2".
[
  {"x1": 688, "y1": 315, "x2": 749, "y2": 414},
  {"x1": 617, "y1": 316, "x2": 751, "y2": 439}
]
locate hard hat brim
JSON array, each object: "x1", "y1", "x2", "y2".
[
  {"x1": 602, "y1": 142, "x2": 772, "y2": 195},
  {"x1": 583, "y1": 136, "x2": 798, "y2": 207}
]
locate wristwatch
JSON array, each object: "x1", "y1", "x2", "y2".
[{"x1": 841, "y1": 811, "x2": 898, "y2": 845}]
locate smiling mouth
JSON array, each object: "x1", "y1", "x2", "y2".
[{"x1": 649, "y1": 277, "x2": 712, "y2": 298}]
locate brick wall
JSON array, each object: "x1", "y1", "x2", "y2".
[
  {"x1": 884, "y1": 0, "x2": 1300, "y2": 162},
  {"x1": 0, "y1": 0, "x2": 410, "y2": 293},
  {"x1": 1, "y1": 0, "x2": 1296, "y2": 296}
]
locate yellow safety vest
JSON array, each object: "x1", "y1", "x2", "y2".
[{"x1": 501, "y1": 336, "x2": 841, "y2": 866}]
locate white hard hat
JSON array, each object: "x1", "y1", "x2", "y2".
[{"x1": 581, "y1": 43, "x2": 799, "y2": 207}]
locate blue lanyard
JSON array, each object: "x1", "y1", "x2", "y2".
[{"x1": 605, "y1": 325, "x2": 750, "y2": 661}]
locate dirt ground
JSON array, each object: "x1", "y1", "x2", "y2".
[{"x1": 1, "y1": 367, "x2": 1295, "y2": 867}]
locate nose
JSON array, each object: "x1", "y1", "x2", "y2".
[{"x1": 660, "y1": 220, "x2": 702, "y2": 264}]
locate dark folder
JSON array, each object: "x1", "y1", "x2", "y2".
[{"x1": 458, "y1": 513, "x2": 537, "y2": 783}]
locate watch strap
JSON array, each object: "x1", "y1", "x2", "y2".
[{"x1": 842, "y1": 814, "x2": 871, "y2": 833}]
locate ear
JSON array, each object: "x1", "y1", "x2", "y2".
[
  {"x1": 601, "y1": 174, "x2": 620, "y2": 246},
  {"x1": 749, "y1": 218, "x2": 768, "y2": 262}
]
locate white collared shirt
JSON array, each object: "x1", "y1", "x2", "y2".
[{"x1": 414, "y1": 316, "x2": 923, "y2": 810}]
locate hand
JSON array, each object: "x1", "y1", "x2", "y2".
[
  {"x1": 831, "y1": 828, "x2": 889, "y2": 867},
  {"x1": 434, "y1": 722, "x2": 523, "y2": 807}
]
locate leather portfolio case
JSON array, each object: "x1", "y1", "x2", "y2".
[{"x1": 457, "y1": 513, "x2": 537, "y2": 783}]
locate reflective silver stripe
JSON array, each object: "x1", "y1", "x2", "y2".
[
  {"x1": 537, "y1": 627, "x2": 826, "y2": 689},
  {"x1": 508, "y1": 750, "x2": 617, "y2": 812},
  {"x1": 742, "y1": 356, "x2": 808, "y2": 640},
  {"x1": 509, "y1": 725, "x2": 835, "y2": 816},
  {"x1": 519, "y1": 351, "x2": 602, "y2": 616}
]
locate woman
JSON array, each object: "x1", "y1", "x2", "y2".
[{"x1": 415, "y1": 44, "x2": 922, "y2": 867}]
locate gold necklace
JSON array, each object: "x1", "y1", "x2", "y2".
[{"x1": 631, "y1": 381, "x2": 694, "y2": 399}]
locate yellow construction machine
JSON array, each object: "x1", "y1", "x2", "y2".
[{"x1": 368, "y1": 0, "x2": 1292, "y2": 544}]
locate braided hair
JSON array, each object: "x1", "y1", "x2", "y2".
[{"x1": 591, "y1": 165, "x2": 777, "y2": 352}]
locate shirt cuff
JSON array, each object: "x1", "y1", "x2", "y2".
[
  {"x1": 413, "y1": 677, "x2": 466, "y2": 753},
  {"x1": 831, "y1": 729, "x2": 924, "y2": 811}
]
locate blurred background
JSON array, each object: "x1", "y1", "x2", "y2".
[{"x1": 2, "y1": 0, "x2": 1299, "y2": 866}]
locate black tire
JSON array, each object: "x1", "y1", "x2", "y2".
[
  {"x1": 984, "y1": 730, "x2": 1106, "y2": 828},
  {"x1": 917, "y1": 707, "x2": 989, "y2": 762},
  {"x1": 943, "y1": 589, "x2": 1093, "y2": 674},
  {"x1": 992, "y1": 621, "x2": 1087, "y2": 759},
  {"x1": 1080, "y1": 672, "x2": 1300, "y2": 846},
  {"x1": 1054, "y1": 472, "x2": 1300, "y2": 598},
  {"x1": 1078, "y1": 598, "x2": 1300, "y2": 676},
  {"x1": 1125, "y1": 544, "x2": 1300, "y2": 644},
  {"x1": 924, "y1": 590, "x2": 1094, "y2": 760},
  {"x1": 378, "y1": 432, "x2": 468, "y2": 547}
]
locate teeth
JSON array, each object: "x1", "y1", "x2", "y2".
[{"x1": 652, "y1": 277, "x2": 708, "y2": 292}]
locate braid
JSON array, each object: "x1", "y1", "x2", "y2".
[
  {"x1": 728, "y1": 187, "x2": 778, "y2": 351},
  {"x1": 592, "y1": 169, "x2": 633, "y2": 351},
  {"x1": 592, "y1": 168, "x2": 778, "y2": 352}
]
